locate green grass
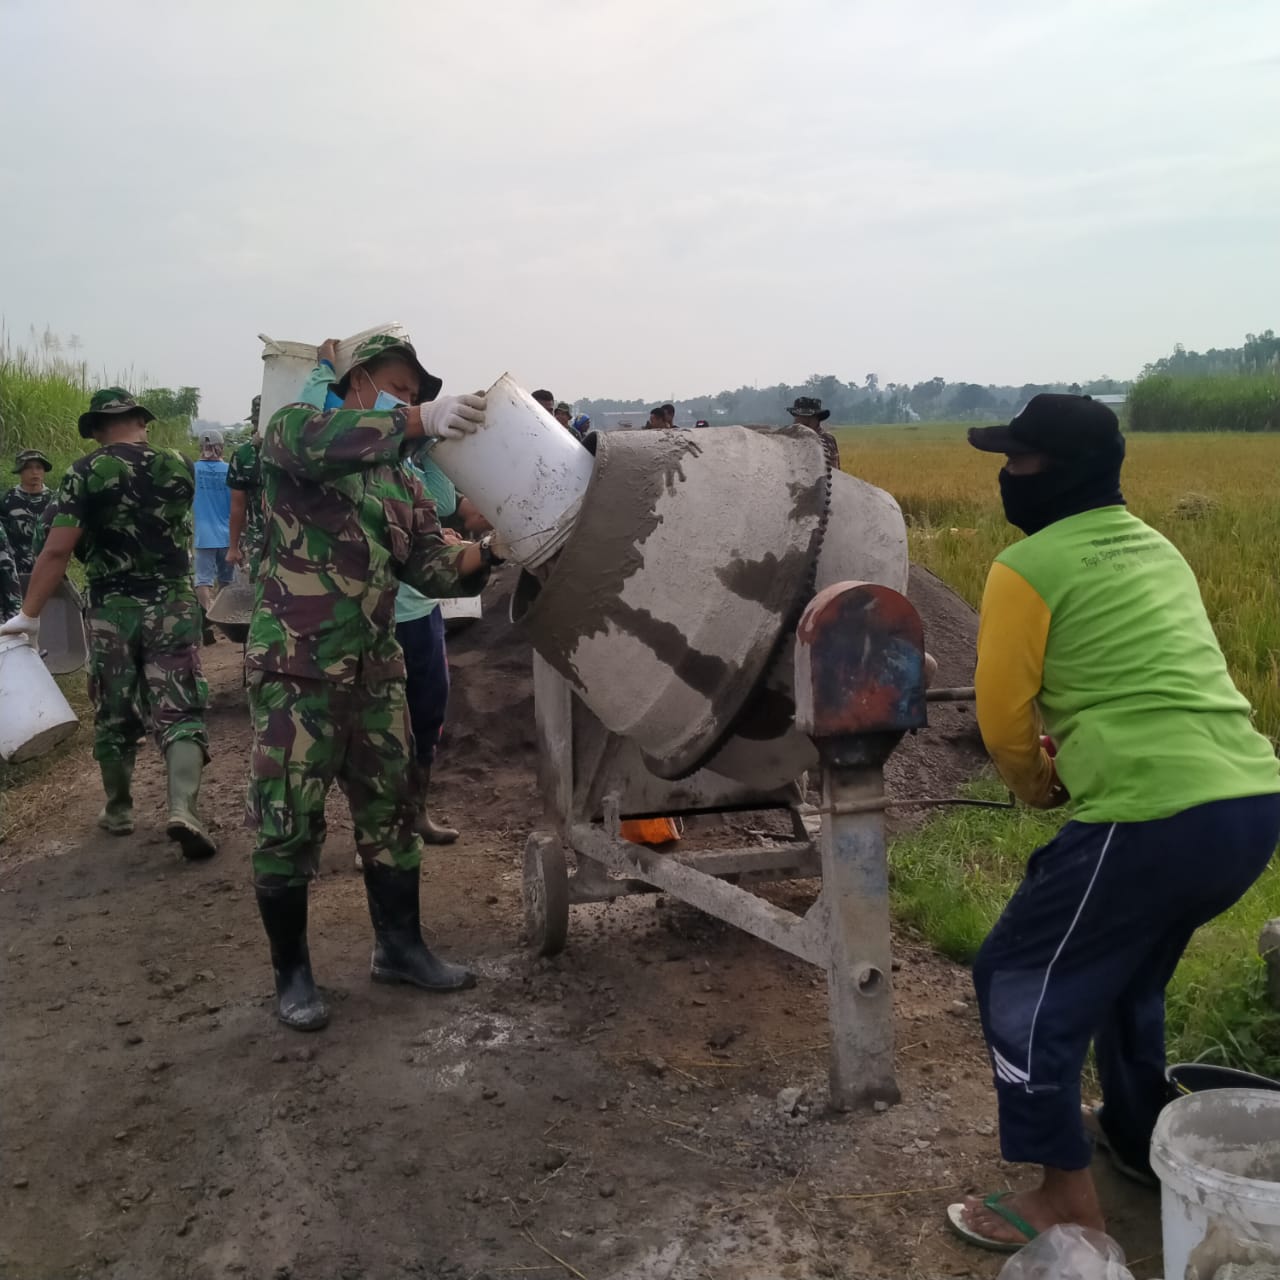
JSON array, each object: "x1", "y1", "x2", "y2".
[
  {"x1": 889, "y1": 782, "x2": 1280, "y2": 1074},
  {"x1": 1129, "y1": 373, "x2": 1280, "y2": 434},
  {"x1": 0, "y1": 332, "x2": 193, "y2": 473}
]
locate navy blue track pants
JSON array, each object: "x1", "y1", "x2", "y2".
[
  {"x1": 396, "y1": 608, "x2": 449, "y2": 768},
  {"x1": 974, "y1": 793, "x2": 1280, "y2": 1171}
]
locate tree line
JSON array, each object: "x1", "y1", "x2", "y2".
[{"x1": 575, "y1": 329, "x2": 1278, "y2": 427}]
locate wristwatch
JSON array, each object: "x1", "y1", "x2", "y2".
[{"x1": 478, "y1": 533, "x2": 505, "y2": 568}]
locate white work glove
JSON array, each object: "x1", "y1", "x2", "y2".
[
  {"x1": 420, "y1": 393, "x2": 485, "y2": 441},
  {"x1": 0, "y1": 611, "x2": 40, "y2": 644}
]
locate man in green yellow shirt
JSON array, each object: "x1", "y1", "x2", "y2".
[{"x1": 947, "y1": 394, "x2": 1280, "y2": 1253}]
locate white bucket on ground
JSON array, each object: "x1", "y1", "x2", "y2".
[
  {"x1": 428, "y1": 373, "x2": 593, "y2": 569},
  {"x1": 1151, "y1": 1087, "x2": 1280, "y2": 1279},
  {"x1": 259, "y1": 335, "x2": 319, "y2": 431},
  {"x1": 0, "y1": 635, "x2": 79, "y2": 763}
]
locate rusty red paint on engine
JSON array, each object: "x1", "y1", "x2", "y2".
[{"x1": 796, "y1": 582, "x2": 927, "y2": 738}]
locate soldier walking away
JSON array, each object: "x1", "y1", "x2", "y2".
[
  {"x1": 193, "y1": 429, "x2": 232, "y2": 642},
  {"x1": 226, "y1": 396, "x2": 265, "y2": 577},
  {"x1": 0, "y1": 389, "x2": 217, "y2": 859},
  {"x1": 247, "y1": 332, "x2": 495, "y2": 1032},
  {"x1": 1, "y1": 449, "x2": 55, "y2": 575},
  {"x1": 787, "y1": 396, "x2": 841, "y2": 471}
]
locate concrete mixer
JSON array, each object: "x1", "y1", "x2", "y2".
[{"x1": 417, "y1": 377, "x2": 971, "y2": 1109}]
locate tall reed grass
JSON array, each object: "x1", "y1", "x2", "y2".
[
  {"x1": 1129, "y1": 373, "x2": 1280, "y2": 433},
  {"x1": 0, "y1": 327, "x2": 193, "y2": 471}
]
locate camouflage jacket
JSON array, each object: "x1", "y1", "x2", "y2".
[
  {"x1": 52, "y1": 442, "x2": 195, "y2": 607},
  {"x1": 245, "y1": 404, "x2": 487, "y2": 685},
  {"x1": 226, "y1": 439, "x2": 265, "y2": 558},
  {"x1": 0, "y1": 520, "x2": 20, "y2": 618},
  {"x1": 0, "y1": 485, "x2": 53, "y2": 575}
]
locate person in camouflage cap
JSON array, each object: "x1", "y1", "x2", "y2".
[
  {"x1": 247, "y1": 332, "x2": 495, "y2": 1032},
  {"x1": 787, "y1": 396, "x2": 841, "y2": 471},
  {"x1": 0, "y1": 388, "x2": 216, "y2": 860},
  {"x1": 1, "y1": 449, "x2": 55, "y2": 576}
]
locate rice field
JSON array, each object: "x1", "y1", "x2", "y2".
[{"x1": 835, "y1": 423, "x2": 1280, "y2": 1073}]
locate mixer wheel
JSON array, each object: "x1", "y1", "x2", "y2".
[{"x1": 523, "y1": 832, "x2": 569, "y2": 957}]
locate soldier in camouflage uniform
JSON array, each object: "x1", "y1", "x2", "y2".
[
  {"x1": 0, "y1": 389, "x2": 216, "y2": 859},
  {"x1": 787, "y1": 396, "x2": 842, "y2": 471},
  {"x1": 248, "y1": 333, "x2": 495, "y2": 1031},
  {"x1": 0, "y1": 520, "x2": 20, "y2": 619},
  {"x1": 226, "y1": 395, "x2": 264, "y2": 576},
  {"x1": 1, "y1": 449, "x2": 55, "y2": 575}
]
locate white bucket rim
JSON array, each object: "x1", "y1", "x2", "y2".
[
  {"x1": 1151, "y1": 1087, "x2": 1280, "y2": 1209},
  {"x1": 258, "y1": 334, "x2": 319, "y2": 362}
]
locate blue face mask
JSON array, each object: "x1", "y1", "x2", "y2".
[{"x1": 357, "y1": 369, "x2": 407, "y2": 412}]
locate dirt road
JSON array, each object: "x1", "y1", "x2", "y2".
[{"x1": 0, "y1": 569, "x2": 1159, "y2": 1279}]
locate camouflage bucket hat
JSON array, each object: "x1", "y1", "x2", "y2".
[
  {"x1": 77, "y1": 387, "x2": 156, "y2": 439},
  {"x1": 13, "y1": 449, "x2": 53, "y2": 473},
  {"x1": 339, "y1": 333, "x2": 443, "y2": 404},
  {"x1": 786, "y1": 395, "x2": 830, "y2": 423}
]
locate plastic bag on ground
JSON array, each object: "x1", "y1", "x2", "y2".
[{"x1": 997, "y1": 1225, "x2": 1136, "y2": 1280}]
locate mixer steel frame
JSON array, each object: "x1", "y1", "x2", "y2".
[{"x1": 523, "y1": 581, "x2": 928, "y2": 1108}]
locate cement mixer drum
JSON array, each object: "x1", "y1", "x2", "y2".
[{"x1": 514, "y1": 426, "x2": 909, "y2": 782}]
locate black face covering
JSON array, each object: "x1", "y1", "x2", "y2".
[{"x1": 998, "y1": 450, "x2": 1126, "y2": 536}]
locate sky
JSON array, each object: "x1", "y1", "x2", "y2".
[{"x1": 2, "y1": 0, "x2": 1278, "y2": 422}]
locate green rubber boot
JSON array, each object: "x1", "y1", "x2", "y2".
[
  {"x1": 164, "y1": 740, "x2": 217, "y2": 861},
  {"x1": 97, "y1": 756, "x2": 136, "y2": 836}
]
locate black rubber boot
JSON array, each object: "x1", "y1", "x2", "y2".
[
  {"x1": 362, "y1": 863, "x2": 476, "y2": 992},
  {"x1": 164, "y1": 740, "x2": 217, "y2": 860},
  {"x1": 255, "y1": 884, "x2": 329, "y2": 1032},
  {"x1": 412, "y1": 763, "x2": 459, "y2": 846},
  {"x1": 97, "y1": 755, "x2": 136, "y2": 836}
]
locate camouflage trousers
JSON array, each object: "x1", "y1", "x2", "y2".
[
  {"x1": 86, "y1": 591, "x2": 209, "y2": 764},
  {"x1": 246, "y1": 672, "x2": 422, "y2": 886}
]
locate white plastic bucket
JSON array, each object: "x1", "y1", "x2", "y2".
[
  {"x1": 259, "y1": 335, "x2": 319, "y2": 431},
  {"x1": 429, "y1": 373, "x2": 593, "y2": 569},
  {"x1": 0, "y1": 635, "x2": 79, "y2": 762},
  {"x1": 1151, "y1": 1087, "x2": 1280, "y2": 1279},
  {"x1": 333, "y1": 322, "x2": 409, "y2": 380}
]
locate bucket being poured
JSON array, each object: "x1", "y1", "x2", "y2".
[
  {"x1": 428, "y1": 373, "x2": 593, "y2": 570},
  {"x1": 1151, "y1": 1087, "x2": 1280, "y2": 1280},
  {"x1": 0, "y1": 635, "x2": 80, "y2": 763}
]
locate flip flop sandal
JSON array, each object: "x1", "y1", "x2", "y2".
[
  {"x1": 946, "y1": 1192, "x2": 1039, "y2": 1254},
  {"x1": 1082, "y1": 1106, "x2": 1159, "y2": 1190}
]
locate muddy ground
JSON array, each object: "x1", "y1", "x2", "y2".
[{"x1": 0, "y1": 567, "x2": 1160, "y2": 1279}]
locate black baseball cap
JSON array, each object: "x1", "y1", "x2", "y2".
[{"x1": 968, "y1": 394, "x2": 1122, "y2": 461}]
